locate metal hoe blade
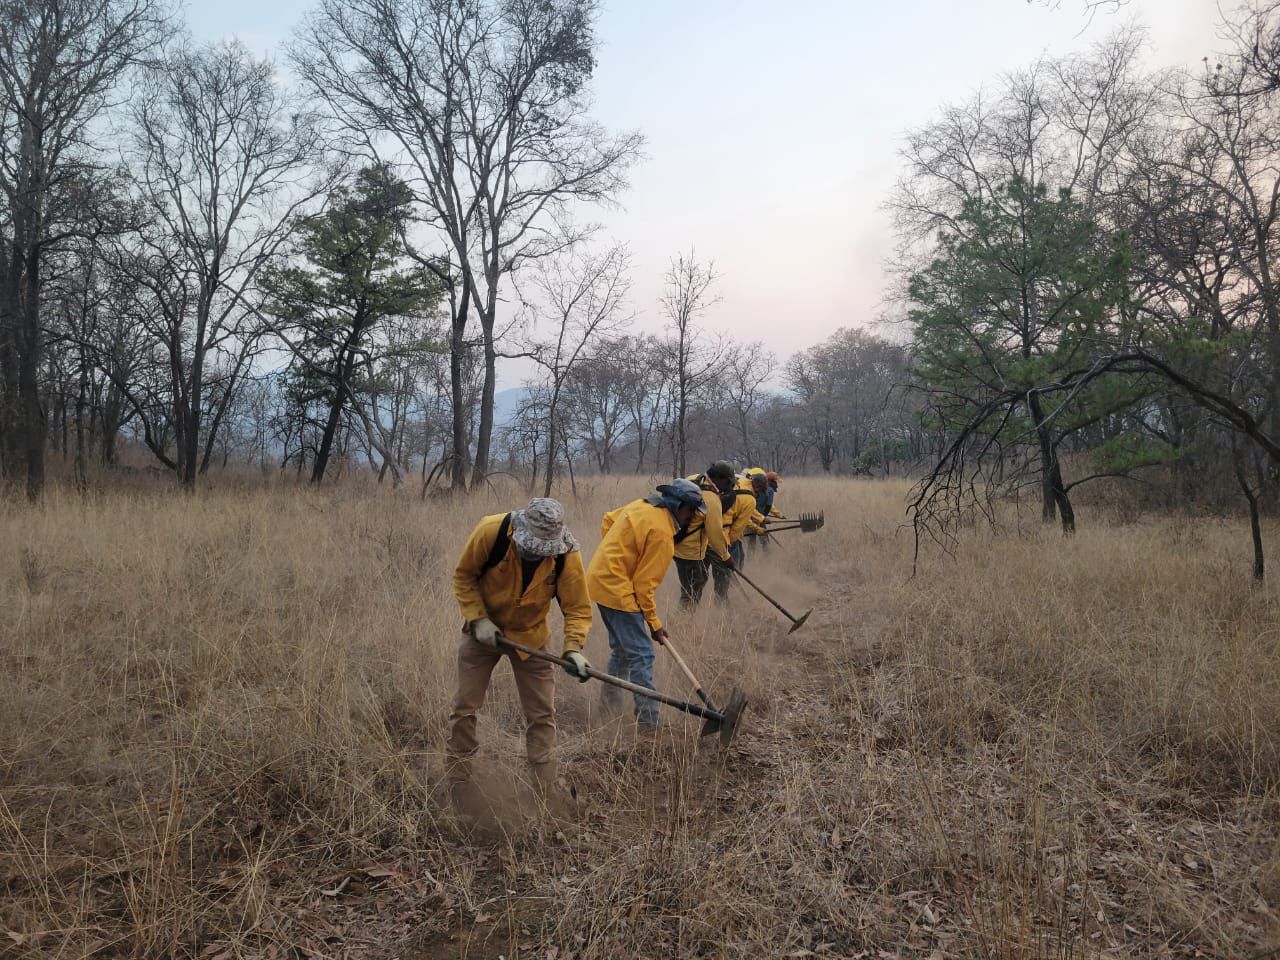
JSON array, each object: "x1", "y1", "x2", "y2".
[
  {"x1": 787, "y1": 609, "x2": 813, "y2": 635},
  {"x1": 700, "y1": 687, "x2": 749, "y2": 745}
]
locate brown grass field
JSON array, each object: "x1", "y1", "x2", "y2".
[{"x1": 1, "y1": 475, "x2": 1278, "y2": 958}]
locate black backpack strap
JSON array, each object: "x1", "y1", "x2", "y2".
[
  {"x1": 674, "y1": 524, "x2": 695, "y2": 544},
  {"x1": 554, "y1": 552, "x2": 566, "y2": 580},
  {"x1": 480, "y1": 513, "x2": 513, "y2": 575}
]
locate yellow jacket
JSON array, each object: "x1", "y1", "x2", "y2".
[
  {"x1": 746, "y1": 501, "x2": 785, "y2": 535},
  {"x1": 586, "y1": 498, "x2": 677, "y2": 633},
  {"x1": 453, "y1": 513, "x2": 592, "y2": 656},
  {"x1": 672, "y1": 475, "x2": 731, "y2": 562},
  {"x1": 722, "y1": 479, "x2": 759, "y2": 546}
]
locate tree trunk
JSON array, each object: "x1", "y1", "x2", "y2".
[
  {"x1": 1029, "y1": 393, "x2": 1058, "y2": 524},
  {"x1": 1235, "y1": 444, "x2": 1265, "y2": 582},
  {"x1": 563, "y1": 431, "x2": 577, "y2": 498},
  {"x1": 74, "y1": 360, "x2": 88, "y2": 491},
  {"x1": 312, "y1": 347, "x2": 357, "y2": 483},
  {"x1": 676, "y1": 372, "x2": 688, "y2": 477},
  {"x1": 19, "y1": 249, "x2": 44, "y2": 501},
  {"x1": 1051, "y1": 460, "x2": 1075, "y2": 536},
  {"x1": 0, "y1": 244, "x2": 16, "y2": 480},
  {"x1": 182, "y1": 368, "x2": 202, "y2": 490},
  {"x1": 471, "y1": 334, "x2": 496, "y2": 487},
  {"x1": 543, "y1": 388, "x2": 560, "y2": 498},
  {"x1": 449, "y1": 293, "x2": 470, "y2": 490}
]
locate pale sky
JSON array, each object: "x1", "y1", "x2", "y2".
[{"x1": 185, "y1": 0, "x2": 1226, "y2": 380}]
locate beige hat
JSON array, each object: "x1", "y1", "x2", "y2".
[{"x1": 510, "y1": 498, "x2": 578, "y2": 557}]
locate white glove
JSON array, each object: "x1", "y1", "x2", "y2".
[
  {"x1": 470, "y1": 617, "x2": 499, "y2": 647},
  {"x1": 563, "y1": 651, "x2": 591, "y2": 683}
]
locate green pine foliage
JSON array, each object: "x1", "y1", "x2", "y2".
[
  {"x1": 908, "y1": 178, "x2": 1128, "y2": 420},
  {"x1": 261, "y1": 165, "x2": 443, "y2": 411},
  {"x1": 907, "y1": 178, "x2": 1141, "y2": 506}
]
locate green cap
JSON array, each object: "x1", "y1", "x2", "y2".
[{"x1": 707, "y1": 460, "x2": 735, "y2": 482}]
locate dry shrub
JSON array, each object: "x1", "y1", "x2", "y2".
[{"x1": 0, "y1": 476, "x2": 1276, "y2": 957}]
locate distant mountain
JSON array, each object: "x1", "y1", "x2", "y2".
[{"x1": 493, "y1": 386, "x2": 529, "y2": 427}]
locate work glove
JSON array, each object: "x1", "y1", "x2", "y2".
[
  {"x1": 720, "y1": 553, "x2": 737, "y2": 571},
  {"x1": 470, "y1": 617, "x2": 500, "y2": 647},
  {"x1": 650, "y1": 626, "x2": 669, "y2": 646},
  {"x1": 562, "y1": 651, "x2": 591, "y2": 683}
]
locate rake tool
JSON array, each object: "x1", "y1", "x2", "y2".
[
  {"x1": 761, "y1": 511, "x2": 825, "y2": 534},
  {"x1": 498, "y1": 636, "x2": 748, "y2": 745}
]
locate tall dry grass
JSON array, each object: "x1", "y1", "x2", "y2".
[{"x1": 0, "y1": 476, "x2": 1277, "y2": 957}]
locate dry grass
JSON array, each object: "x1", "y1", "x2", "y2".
[{"x1": 1, "y1": 476, "x2": 1277, "y2": 958}]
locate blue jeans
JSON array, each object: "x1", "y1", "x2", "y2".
[{"x1": 598, "y1": 604, "x2": 660, "y2": 729}]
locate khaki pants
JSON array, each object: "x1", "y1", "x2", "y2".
[{"x1": 444, "y1": 634, "x2": 557, "y2": 787}]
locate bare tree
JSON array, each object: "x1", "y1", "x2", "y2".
[
  {"x1": 126, "y1": 40, "x2": 327, "y2": 489},
  {"x1": 660, "y1": 251, "x2": 723, "y2": 476},
  {"x1": 523, "y1": 243, "x2": 630, "y2": 495},
  {"x1": 561, "y1": 345, "x2": 630, "y2": 473},
  {"x1": 292, "y1": 0, "x2": 642, "y2": 490},
  {"x1": 721, "y1": 342, "x2": 775, "y2": 464},
  {"x1": 0, "y1": 0, "x2": 165, "y2": 497}
]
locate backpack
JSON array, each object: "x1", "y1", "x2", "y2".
[{"x1": 480, "y1": 512, "x2": 567, "y2": 585}]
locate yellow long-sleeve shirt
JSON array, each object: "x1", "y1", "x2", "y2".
[
  {"x1": 722, "y1": 479, "x2": 759, "y2": 546},
  {"x1": 453, "y1": 513, "x2": 592, "y2": 656},
  {"x1": 586, "y1": 498, "x2": 677, "y2": 633},
  {"x1": 672, "y1": 476, "x2": 731, "y2": 563}
]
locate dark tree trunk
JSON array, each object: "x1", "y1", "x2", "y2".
[
  {"x1": 74, "y1": 360, "x2": 89, "y2": 491},
  {"x1": 471, "y1": 333, "x2": 496, "y2": 487},
  {"x1": 312, "y1": 346, "x2": 358, "y2": 483},
  {"x1": 0, "y1": 243, "x2": 16, "y2": 480},
  {"x1": 1050, "y1": 458, "x2": 1075, "y2": 536},
  {"x1": 1235, "y1": 444, "x2": 1265, "y2": 582},
  {"x1": 449, "y1": 291, "x2": 470, "y2": 490},
  {"x1": 19, "y1": 249, "x2": 44, "y2": 500},
  {"x1": 1029, "y1": 393, "x2": 1058, "y2": 524}
]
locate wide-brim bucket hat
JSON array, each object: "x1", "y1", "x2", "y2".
[{"x1": 510, "y1": 498, "x2": 578, "y2": 557}]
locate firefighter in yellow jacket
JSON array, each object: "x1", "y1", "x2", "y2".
[
  {"x1": 587, "y1": 479, "x2": 706, "y2": 729},
  {"x1": 711, "y1": 472, "x2": 760, "y2": 600},
  {"x1": 447, "y1": 498, "x2": 592, "y2": 809},
  {"x1": 672, "y1": 460, "x2": 737, "y2": 609},
  {"x1": 744, "y1": 467, "x2": 785, "y2": 555}
]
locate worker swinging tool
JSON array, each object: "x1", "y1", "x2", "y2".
[
  {"x1": 446, "y1": 497, "x2": 592, "y2": 816},
  {"x1": 446, "y1": 487, "x2": 749, "y2": 822},
  {"x1": 581, "y1": 478, "x2": 749, "y2": 741}
]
